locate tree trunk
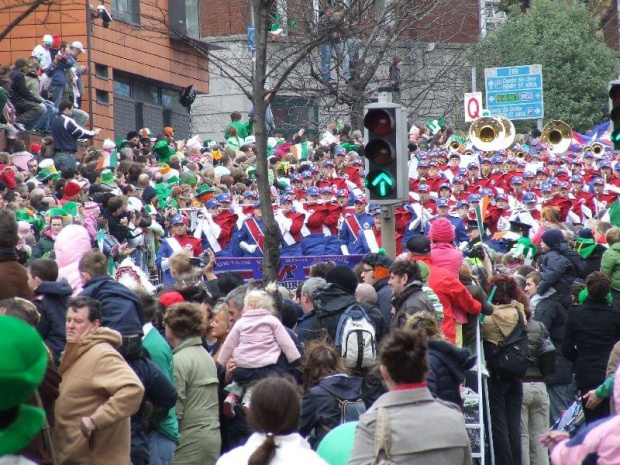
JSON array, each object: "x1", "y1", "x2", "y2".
[
  {"x1": 349, "y1": 85, "x2": 366, "y2": 131},
  {"x1": 252, "y1": 0, "x2": 280, "y2": 284},
  {"x1": 0, "y1": 0, "x2": 50, "y2": 43}
]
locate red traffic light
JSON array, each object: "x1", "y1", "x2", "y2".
[
  {"x1": 365, "y1": 140, "x2": 395, "y2": 166},
  {"x1": 364, "y1": 109, "x2": 394, "y2": 136}
]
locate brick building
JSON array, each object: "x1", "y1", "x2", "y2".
[{"x1": 0, "y1": 0, "x2": 209, "y2": 142}]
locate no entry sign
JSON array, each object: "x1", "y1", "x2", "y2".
[{"x1": 464, "y1": 92, "x2": 483, "y2": 122}]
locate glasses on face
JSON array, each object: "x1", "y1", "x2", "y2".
[{"x1": 363, "y1": 267, "x2": 374, "y2": 273}]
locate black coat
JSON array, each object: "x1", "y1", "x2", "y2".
[
  {"x1": 538, "y1": 244, "x2": 586, "y2": 308},
  {"x1": 427, "y1": 339, "x2": 475, "y2": 407},
  {"x1": 563, "y1": 297, "x2": 620, "y2": 390},
  {"x1": 34, "y1": 279, "x2": 73, "y2": 366},
  {"x1": 307, "y1": 283, "x2": 387, "y2": 345},
  {"x1": 532, "y1": 292, "x2": 573, "y2": 385},
  {"x1": 300, "y1": 375, "x2": 364, "y2": 448},
  {"x1": 128, "y1": 357, "x2": 178, "y2": 462},
  {"x1": 80, "y1": 275, "x2": 144, "y2": 335}
]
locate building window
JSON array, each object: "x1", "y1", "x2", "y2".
[
  {"x1": 111, "y1": 0, "x2": 140, "y2": 25},
  {"x1": 96, "y1": 89, "x2": 110, "y2": 105},
  {"x1": 169, "y1": 0, "x2": 201, "y2": 39},
  {"x1": 95, "y1": 64, "x2": 109, "y2": 80},
  {"x1": 185, "y1": 0, "x2": 200, "y2": 39},
  {"x1": 271, "y1": 97, "x2": 318, "y2": 138},
  {"x1": 114, "y1": 74, "x2": 131, "y2": 97}
]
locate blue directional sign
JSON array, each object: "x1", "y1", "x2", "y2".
[
  {"x1": 484, "y1": 65, "x2": 544, "y2": 120},
  {"x1": 247, "y1": 26, "x2": 256, "y2": 52}
]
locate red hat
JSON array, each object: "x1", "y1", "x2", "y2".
[
  {"x1": 64, "y1": 181, "x2": 81, "y2": 197},
  {"x1": 163, "y1": 127, "x2": 175, "y2": 137},
  {"x1": 30, "y1": 143, "x2": 42, "y2": 154},
  {"x1": 159, "y1": 291, "x2": 185, "y2": 308},
  {"x1": 428, "y1": 217, "x2": 455, "y2": 243}
]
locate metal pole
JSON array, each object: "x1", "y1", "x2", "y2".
[
  {"x1": 472, "y1": 66, "x2": 477, "y2": 93},
  {"x1": 536, "y1": 119, "x2": 543, "y2": 131},
  {"x1": 250, "y1": 8, "x2": 256, "y2": 83},
  {"x1": 380, "y1": 204, "x2": 396, "y2": 259},
  {"x1": 85, "y1": 0, "x2": 94, "y2": 129}
]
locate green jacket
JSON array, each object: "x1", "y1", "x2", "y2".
[
  {"x1": 224, "y1": 120, "x2": 252, "y2": 140},
  {"x1": 143, "y1": 326, "x2": 180, "y2": 443},
  {"x1": 172, "y1": 336, "x2": 220, "y2": 465},
  {"x1": 601, "y1": 243, "x2": 620, "y2": 291},
  {"x1": 29, "y1": 235, "x2": 55, "y2": 262}
]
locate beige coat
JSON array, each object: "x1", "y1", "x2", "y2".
[
  {"x1": 53, "y1": 328, "x2": 144, "y2": 465},
  {"x1": 482, "y1": 301, "x2": 526, "y2": 346},
  {"x1": 349, "y1": 387, "x2": 472, "y2": 465}
]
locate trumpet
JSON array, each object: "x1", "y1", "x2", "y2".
[
  {"x1": 515, "y1": 151, "x2": 526, "y2": 159},
  {"x1": 449, "y1": 140, "x2": 464, "y2": 153},
  {"x1": 541, "y1": 120, "x2": 572, "y2": 154},
  {"x1": 592, "y1": 142, "x2": 605, "y2": 155}
]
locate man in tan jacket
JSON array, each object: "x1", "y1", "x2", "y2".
[{"x1": 53, "y1": 296, "x2": 144, "y2": 464}]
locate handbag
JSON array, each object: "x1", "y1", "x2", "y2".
[
  {"x1": 537, "y1": 323, "x2": 557, "y2": 377},
  {"x1": 372, "y1": 407, "x2": 395, "y2": 465}
]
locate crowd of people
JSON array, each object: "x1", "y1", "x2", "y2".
[{"x1": 3, "y1": 33, "x2": 620, "y2": 465}]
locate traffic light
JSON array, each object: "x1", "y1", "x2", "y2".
[
  {"x1": 609, "y1": 81, "x2": 620, "y2": 150},
  {"x1": 362, "y1": 103, "x2": 408, "y2": 204}
]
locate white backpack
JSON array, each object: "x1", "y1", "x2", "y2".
[{"x1": 334, "y1": 304, "x2": 377, "y2": 369}]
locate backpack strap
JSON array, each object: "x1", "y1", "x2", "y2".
[{"x1": 373, "y1": 407, "x2": 394, "y2": 464}]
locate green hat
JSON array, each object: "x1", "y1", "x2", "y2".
[
  {"x1": 62, "y1": 201, "x2": 80, "y2": 217},
  {"x1": 47, "y1": 207, "x2": 69, "y2": 218},
  {"x1": 194, "y1": 184, "x2": 214, "y2": 197},
  {"x1": 101, "y1": 169, "x2": 115, "y2": 185},
  {"x1": 144, "y1": 204, "x2": 157, "y2": 216},
  {"x1": 16, "y1": 209, "x2": 34, "y2": 223},
  {"x1": 154, "y1": 183, "x2": 172, "y2": 209},
  {"x1": 35, "y1": 168, "x2": 60, "y2": 183},
  {"x1": 0, "y1": 315, "x2": 48, "y2": 455},
  {"x1": 115, "y1": 137, "x2": 129, "y2": 149},
  {"x1": 153, "y1": 140, "x2": 176, "y2": 164}
]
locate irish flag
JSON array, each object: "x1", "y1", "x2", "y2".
[
  {"x1": 475, "y1": 195, "x2": 490, "y2": 237},
  {"x1": 290, "y1": 141, "x2": 311, "y2": 161},
  {"x1": 602, "y1": 199, "x2": 620, "y2": 227},
  {"x1": 96, "y1": 149, "x2": 119, "y2": 169}
]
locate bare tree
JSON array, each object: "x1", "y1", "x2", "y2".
[{"x1": 0, "y1": 0, "x2": 55, "y2": 42}]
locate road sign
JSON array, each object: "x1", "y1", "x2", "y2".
[
  {"x1": 484, "y1": 65, "x2": 544, "y2": 120},
  {"x1": 247, "y1": 26, "x2": 256, "y2": 52},
  {"x1": 464, "y1": 92, "x2": 483, "y2": 122}
]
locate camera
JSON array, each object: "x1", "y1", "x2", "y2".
[
  {"x1": 97, "y1": 5, "x2": 112, "y2": 28},
  {"x1": 468, "y1": 244, "x2": 485, "y2": 260},
  {"x1": 189, "y1": 251, "x2": 211, "y2": 268}
]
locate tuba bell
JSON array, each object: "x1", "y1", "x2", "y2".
[
  {"x1": 469, "y1": 116, "x2": 506, "y2": 152},
  {"x1": 541, "y1": 120, "x2": 572, "y2": 154},
  {"x1": 591, "y1": 142, "x2": 605, "y2": 156},
  {"x1": 497, "y1": 116, "x2": 516, "y2": 149}
]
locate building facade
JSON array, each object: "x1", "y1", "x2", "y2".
[{"x1": 0, "y1": 0, "x2": 209, "y2": 142}]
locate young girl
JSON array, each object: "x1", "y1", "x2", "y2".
[{"x1": 218, "y1": 289, "x2": 301, "y2": 416}]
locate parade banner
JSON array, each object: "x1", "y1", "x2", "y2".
[{"x1": 214, "y1": 255, "x2": 364, "y2": 290}]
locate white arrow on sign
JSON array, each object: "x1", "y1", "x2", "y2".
[
  {"x1": 489, "y1": 96, "x2": 495, "y2": 102},
  {"x1": 464, "y1": 92, "x2": 483, "y2": 123},
  {"x1": 488, "y1": 81, "x2": 495, "y2": 90}
]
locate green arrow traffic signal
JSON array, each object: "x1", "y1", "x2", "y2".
[{"x1": 366, "y1": 170, "x2": 395, "y2": 197}]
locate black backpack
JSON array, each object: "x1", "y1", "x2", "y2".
[{"x1": 485, "y1": 310, "x2": 528, "y2": 379}]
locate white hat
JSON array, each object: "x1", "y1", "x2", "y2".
[
  {"x1": 70, "y1": 41, "x2": 85, "y2": 53},
  {"x1": 43, "y1": 34, "x2": 53, "y2": 44},
  {"x1": 102, "y1": 138, "x2": 116, "y2": 150}
]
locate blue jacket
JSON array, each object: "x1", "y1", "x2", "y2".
[
  {"x1": 80, "y1": 275, "x2": 144, "y2": 335},
  {"x1": 47, "y1": 54, "x2": 75, "y2": 86},
  {"x1": 237, "y1": 217, "x2": 264, "y2": 257},
  {"x1": 339, "y1": 213, "x2": 374, "y2": 251},
  {"x1": 127, "y1": 356, "x2": 178, "y2": 461},
  {"x1": 424, "y1": 214, "x2": 468, "y2": 245},
  {"x1": 50, "y1": 113, "x2": 97, "y2": 153},
  {"x1": 538, "y1": 244, "x2": 586, "y2": 307},
  {"x1": 300, "y1": 374, "x2": 364, "y2": 448},
  {"x1": 34, "y1": 278, "x2": 73, "y2": 366}
]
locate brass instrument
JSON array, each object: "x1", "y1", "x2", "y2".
[
  {"x1": 515, "y1": 151, "x2": 526, "y2": 159},
  {"x1": 449, "y1": 140, "x2": 464, "y2": 153},
  {"x1": 469, "y1": 116, "x2": 514, "y2": 151},
  {"x1": 592, "y1": 142, "x2": 605, "y2": 155},
  {"x1": 541, "y1": 120, "x2": 572, "y2": 154}
]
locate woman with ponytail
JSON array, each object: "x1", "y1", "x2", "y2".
[
  {"x1": 216, "y1": 376, "x2": 327, "y2": 465},
  {"x1": 349, "y1": 329, "x2": 471, "y2": 464}
]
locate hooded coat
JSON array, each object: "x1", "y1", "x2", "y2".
[
  {"x1": 390, "y1": 280, "x2": 435, "y2": 330},
  {"x1": 0, "y1": 248, "x2": 33, "y2": 301},
  {"x1": 538, "y1": 243, "x2": 586, "y2": 308},
  {"x1": 34, "y1": 278, "x2": 73, "y2": 365},
  {"x1": 54, "y1": 224, "x2": 93, "y2": 296},
  {"x1": 600, "y1": 242, "x2": 620, "y2": 292},
  {"x1": 427, "y1": 339, "x2": 475, "y2": 406},
  {"x1": 53, "y1": 328, "x2": 144, "y2": 465}
]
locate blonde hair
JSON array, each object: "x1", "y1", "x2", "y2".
[
  {"x1": 169, "y1": 250, "x2": 192, "y2": 276},
  {"x1": 244, "y1": 289, "x2": 276, "y2": 314},
  {"x1": 212, "y1": 301, "x2": 231, "y2": 327},
  {"x1": 404, "y1": 311, "x2": 445, "y2": 341}
]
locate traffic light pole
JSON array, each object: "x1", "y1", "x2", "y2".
[{"x1": 380, "y1": 204, "x2": 396, "y2": 259}]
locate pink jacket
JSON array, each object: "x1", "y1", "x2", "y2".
[
  {"x1": 430, "y1": 242, "x2": 463, "y2": 278},
  {"x1": 551, "y1": 364, "x2": 620, "y2": 464},
  {"x1": 55, "y1": 225, "x2": 92, "y2": 296},
  {"x1": 218, "y1": 308, "x2": 301, "y2": 369}
]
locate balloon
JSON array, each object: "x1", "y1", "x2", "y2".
[{"x1": 316, "y1": 421, "x2": 358, "y2": 465}]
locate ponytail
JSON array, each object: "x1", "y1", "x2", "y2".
[{"x1": 248, "y1": 433, "x2": 277, "y2": 465}]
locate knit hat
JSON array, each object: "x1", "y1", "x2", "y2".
[
  {"x1": 64, "y1": 180, "x2": 81, "y2": 197},
  {"x1": 103, "y1": 138, "x2": 116, "y2": 150},
  {"x1": 407, "y1": 236, "x2": 431, "y2": 255},
  {"x1": 159, "y1": 291, "x2": 185, "y2": 308},
  {"x1": 577, "y1": 228, "x2": 594, "y2": 240},
  {"x1": 142, "y1": 185, "x2": 157, "y2": 204},
  {"x1": 163, "y1": 127, "x2": 175, "y2": 137},
  {"x1": 83, "y1": 201, "x2": 100, "y2": 217},
  {"x1": 0, "y1": 315, "x2": 48, "y2": 455},
  {"x1": 361, "y1": 251, "x2": 393, "y2": 281},
  {"x1": 30, "y1": 142, "x2": 42, "y2": 154},
  {"x1": 325, "y1": 265, "x2": 358, "y2": 295},
  {"x1": 428, "y1": 217, "x2": 455, "y2": 243},
  {"x1": 541, "y1": 228, "x2": 565, "y2": 250}
]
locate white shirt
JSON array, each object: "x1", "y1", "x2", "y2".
[
  {"x1": 31, "y1": 44, "x2": 52, "y2": 70},
  {"x1": 217, "y1": 433, "x2": 327, "y2": 465}
]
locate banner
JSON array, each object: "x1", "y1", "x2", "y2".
[{"x1": 214, "y1": 255, "x2": 364, "y2": 290}]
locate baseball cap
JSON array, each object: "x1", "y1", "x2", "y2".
[
  {"x1": 336, "y1": 189, "x2": 348, "y2": 198},
  {"x1": 321, "y1": 160, "x2": 335, "y2": 167},
  {"x1": 205, "y1": 199, "x2": 220, "y2": 209},
  {"x1": 571, "y1": 174, "x2": 583, "y2": 183},
  {"x1": 593, "y1": 177, "x2": 604, "y2": 185},
  {"x1": 523, "y1": 171, "x2": 534, "y2": 179},
  {"x1": 511, "y1": 176, "x2": 523, "y2": 185},
  {"x1": 456, "y1": 200, "x2": 469, "y2": 209},
  {"x1": 523, "y1": 192, "x2": 537, "y2": 203},
  {"x1": 354, "y1": 194, "x2": 367, "y2": 204},
  {"x1": 216, "y1": 193, "x2": 231, "y2": 203},
  {"x1": 307, "y1": 186, "x2": 320, "y2": 196},
  {"x1": 436, "y1": 198, "x2": 449, "y2": 208},
  {"x1": 244, "y1": 190, "x2": 258, "y2": 199},
  {"x1": 171, "y1": 214, "x2": 188, "y2": 225},
  {"x1": 369, "y1": 204, "x2": 381, "y2": 215},
  {"x1": 70, "y1": 41, "x2": 85, "y2": 53},
  {"x1": 468, "y1": 194, "x2": 481, "y2": 203},
  {"x1": 43, "y1": 34, "x2": 53, "y2": 44},
  {"x1": 320, "y1": 187, "x2": 333, "y2": 195}
]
